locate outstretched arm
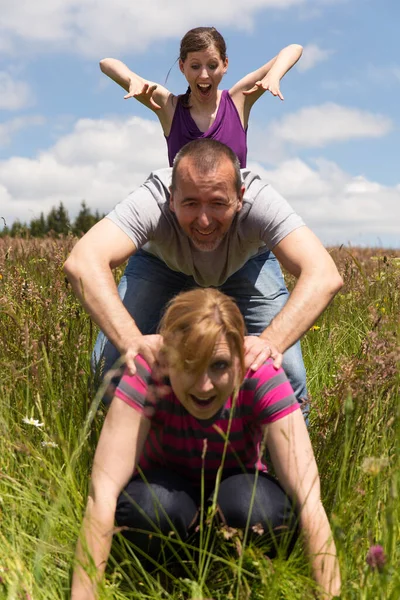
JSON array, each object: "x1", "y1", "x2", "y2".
[
  {"x1": 99, "y1": 58, "x2": 175, "y2": 133},
  {"x1": 247, "y1": 226, "x2": 342, "y2": 371},
  {"x1": 71, "y1": 398, "x2": 150, "y2": 599},
  {"x1": 230, "y1": 44, "x2": 303, "y2": 127},
  {"x1": 264, "y1": 227, "x2": 342, "y2": 351},
  {"x1": 63, "y1": 218, "x2": 163, "y2": 373},
  {"x1": 264, "y1": 412, "x2": 341, "y2": 598}
]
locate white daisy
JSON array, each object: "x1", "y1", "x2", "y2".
[
  {"x1": 22, "y1": 417, "x2": 44, "y2": 428},
  {"x1": 41, "y1": 441, "x2": 58, "y2": 448}
]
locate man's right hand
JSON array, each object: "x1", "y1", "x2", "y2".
[{"x1": 123, "y1": 334, "x2": 164, "y2": 375}]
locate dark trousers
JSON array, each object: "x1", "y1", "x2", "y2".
[{"x1": 115, "y1": 468, "x2": 298, "y2": 567}]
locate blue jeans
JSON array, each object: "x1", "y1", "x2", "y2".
[
  {"x1": 115, "y1": 468, "x2": 298, "y2": 567},
  {"x1": 92, "y1": 249, "x2": 307, "y2": 401}
]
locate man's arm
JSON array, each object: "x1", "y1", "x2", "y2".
[
  {"x1": 63, "y1": 218, "x2": 162, "y2": 373},
  {"x1": 263, "y1": 226, "x2": 343, "y2": 351},
  {"x1": 246, "y1": 226, "x2": 343, "y2": 371}
]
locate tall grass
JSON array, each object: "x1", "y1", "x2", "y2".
[{"x1": 0, "y1": 237, "x2": 399, "y2": 599}]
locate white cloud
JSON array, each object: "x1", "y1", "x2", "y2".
[
  {"x1": 0, "y1": 72, "x2": 34, "y2": 110},
  {"x1": 0, "y1": 115, "x2": 167, "y2": 227},
  {"x1": 367, "y1": 64, "x2": 400, "y2": 84},
  {"x1": 268, "y1": 103, "x2": 392, "y2": 149},
  {"x1": 297, "y1": 44, "x2": 334, "y2": 72},
  {"x1": 1, "y1": 113, "x2": 399, "y2": 247},
  {"x1": 320, "y1": 78, "x2": 359, "y2": 91},
  {"x1": 0, "y1": 0, "x2": 318, "y2": 58},
  {"x1": 248, "y1": 103, "x2": 393, "y2": 166},
  {"x1": 248, "y1": 157, "x2": 400, "y2": 246},
  {"x1": 0, "y1": 116, "x2": 45, "y2": 147}
]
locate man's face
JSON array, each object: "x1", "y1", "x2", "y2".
[{"x1": 170, "y1": 156, "x2": 244, "y2": 252}]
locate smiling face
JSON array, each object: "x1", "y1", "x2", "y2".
[
  {"x1": 168, "y1": 334, "x2": 240, "y2": 420},
  {"x1": 158, "y1": 288, "x2": 246, "y2": 419},
  {"x1": 179, "y1": 45, "x2": 228, "y2": 103},
  {"x1": 170, "y1": 155, "x2": 244, "y2": 252}
]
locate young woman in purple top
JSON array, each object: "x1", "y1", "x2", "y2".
[
  {"x1": 72, "y1": 288, "x2": 340, "y2": 599},
  {"x1": 100, "y1": 27, "x2": 303, "y2": 167}
]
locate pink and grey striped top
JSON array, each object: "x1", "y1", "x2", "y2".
[{"x1": 115, "y1": 356, "x2": 299, "y2": 487}]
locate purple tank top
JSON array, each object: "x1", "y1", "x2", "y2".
[{"x1": 166, "y1": 90, "x2": 247, "y2": 167}]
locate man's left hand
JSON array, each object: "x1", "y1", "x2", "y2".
[{"x1": 244, "y1": 336, "x2": 283, "y2": 371}]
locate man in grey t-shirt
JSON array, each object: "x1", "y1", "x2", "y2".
[{"x1": 64, "y1": 139, "x2": 343, "y2": 402}]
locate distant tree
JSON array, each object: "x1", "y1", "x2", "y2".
[
  {"x1": 0, "y1": 217, "x2": 10, "y2": 237},
  {"x1": 46, "y1": 203, "x2": 70, "y2": 236},
  {"x1": 10, "y1": 220, "x2": 29, "y2": 237},
  {"x1": 1, "y1": 202, "x2": 104, "y2": 238},
  {"x1": 73, "y1": 201, "x2": 99, "y2": 235},
  {"x1": 30, "y1": 212, "x2": 47, "y2": 237}
]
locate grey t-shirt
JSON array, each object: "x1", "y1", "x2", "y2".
[{"x1": 107, "y1": 168, "x2": 305, "y2": 287}]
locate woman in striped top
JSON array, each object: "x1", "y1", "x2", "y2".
[{"x1": 72, "y1": 288, "x2": 340, "y2": 599}]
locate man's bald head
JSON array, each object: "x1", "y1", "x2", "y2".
[{"x1": 171, "y1": 139, "x2": 242, "y2": 196}]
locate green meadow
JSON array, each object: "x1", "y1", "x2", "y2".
[{"x1": 0, "y1": 237, "x2": 399, "y2": 599}]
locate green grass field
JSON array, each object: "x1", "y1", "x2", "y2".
[{"x1": 0, "y1": 237, "x2": 399, "y2": 599}]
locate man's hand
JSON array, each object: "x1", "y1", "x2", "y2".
[
  {"x1": 124, "y1": 81, "x2": 161, "y2": 109},
  {"x1": 244, "y1": 335, "x2": 283, "y2": 371},
  {"x1": 123, "y1": 334, "x2": 164, "y2": 375},
  {"x1": 243, "y1": 76, "x2": 284, "y2": 100}
]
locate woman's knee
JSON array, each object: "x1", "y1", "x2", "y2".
[
  {"x1": 216, "y1": 472, "x2": 297, "y2": 533},
  {"x1": 115, "y1": 471, "x2": 198, "y2": 537}
]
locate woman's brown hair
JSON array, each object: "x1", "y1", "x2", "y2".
[{"x1": 159, "y1": 288, "x2": 245, "y2": 382}]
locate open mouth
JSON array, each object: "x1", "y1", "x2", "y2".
[
  {"x1": 197, "y1": 83, "x2": 212, "y2": 96},
  {"x1": 190, "y1": 394, "x2": 216, "y2": 408},
  {"x1": 193, "y1": 228, "x2": 216, "y2": 237}
]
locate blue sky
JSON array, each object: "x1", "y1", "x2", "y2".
[{"x1": 1, "y1": 0, "x2": 399, "y2": 247}]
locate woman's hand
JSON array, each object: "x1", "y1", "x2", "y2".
[
  {"x1": 243, "y1": 75, "x2": 284, "y2": 100},
  {"x1": 124, "y1": 81, "x2": 162, "y2": 109},
  {"x1": 265, "y1": 412, "x2": 341, "y2": 598},
  {"x1": 71, "y1": 400, "x2": 150, "y2": 599}
]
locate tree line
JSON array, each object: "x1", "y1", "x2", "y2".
[{"x1": 1, "y1": 202, "x2": 104, "y2": 238}]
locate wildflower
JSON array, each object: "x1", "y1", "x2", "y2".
[
  {"x1": 219, "y1": 526, "x2": 238, "y2": 540},
  {"x1": 22, "y1": 417, "x2": 44, "y2": 428},
  {"x1": 361, "y1": 457, "x2": 389, "y2": 476},
  {"x1": 41, "y1": 441, "x2": 58, "y2": 448},
  {"x1": 366, "y1": 544, "x2": 386, "y2": 571},
  {"x1": 0, "y1": 566, "x2": 8, "y2": 585},
  {"x1": 252, "y1": 523, "x2": 265, "y2": 535},
  {"x1": 310, "y1": 325, "x2": 320, "y2": 331}
]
